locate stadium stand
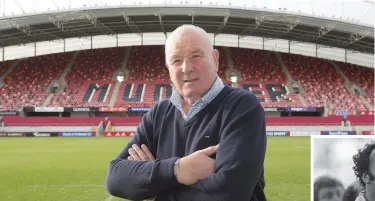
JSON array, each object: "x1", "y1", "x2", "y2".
[
  {"x1": 0, "y1": 60, "x2": 11, "y2": 79},
  {"x1": 0, "y1": 47, "x2": 373, "y2": 113},
  {"x1": 0, "y1": 47, "x2": 373, "y2": 132},
  {"x1": 127, "y1": 46, "x2": 168, "y2": 82},
  {"x1": 282, "y1": 53, "x2": 369, "y2": 115},
  {"x1": 231, "y1": 48, "x2": 301, "y2": 107},
  {"x1": 216, "y1": 46, "x2": 228, "y2": 80},
  {"x1": 0, "y1": 53, "x2": 71, "y2": 111},
  {"x1": 49, "y1": 48, "x2": 124, "y2": 107},
  {"x1": 231, "y1": 48, "x2": 285, "y2": 82},
  {"x1": 337, "y1": 62, "x2": 374, "y2": 107}
]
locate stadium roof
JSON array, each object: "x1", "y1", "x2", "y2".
[{"x1": 0, "y1": 4, "x2": 374, "y2": 54}]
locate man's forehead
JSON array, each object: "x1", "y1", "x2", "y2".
[{"x1": 166, "y1": 37, "x2": 206, "y2": 56}]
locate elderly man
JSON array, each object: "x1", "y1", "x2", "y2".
[
  {"x1": 353, "y1": 141, "x2": 375, "y2": 201},
  {"x1": 105, "y1": 24, "x2": 267, "y2": 201}
]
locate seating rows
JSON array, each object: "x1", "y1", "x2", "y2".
[
  {"x1": 337, "y1": 62, "x2": 374, "y2": 107},
  {"x1": 231, "y1": 48, "x2": 285, "y2": 82},
  {"x1": 127, "y1": 46, "x2": 168, "y2": 82},
  {"x1": 49, "y1": 48, "x2": 124, "y2": 107},
  {"x1": 113, "y1": 81, "x2": 170, "y2": 108},
  {"x1": 282, "y1": 54, "x2": 368, "y2": 114},
  {"x1": 0, "y1": 46, "x2": 372, "y2": 113},
  {"x1": 0, "y1": 53, "x2": 71, "y2": 111},
  {"x1": 239, "y1": 81, "x2": 302, "y2": 107}
]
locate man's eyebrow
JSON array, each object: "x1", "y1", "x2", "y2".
[
  {"x1": 169, "y1": 54, "x2": 181, "y2": 61},
  {"x1": 191, "y1": 49, "x2": 205, "y2": 56}
]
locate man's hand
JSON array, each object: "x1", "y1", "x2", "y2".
[
  {"x1": 128, "y1": 144, "x2": 155, "y2": 161},
  {"x1": 127, "y1": 144, "x2": 156, "y2": 201},
  {"x1": 176, "y1": 145, "x2": 218, "y2": 185},
  {"x1": 127, "y1": 144, "x2": 219, "y2": 186}
]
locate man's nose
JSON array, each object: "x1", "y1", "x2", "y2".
[{"x1": 181, "y1": 59, "x2": 194, "y2": 74}]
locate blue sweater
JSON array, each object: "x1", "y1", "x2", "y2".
[{"x1": 106, "y1": 85, "x2": 267, "y2": 201}]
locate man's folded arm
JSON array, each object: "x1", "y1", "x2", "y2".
[
  {"x1": 105, "y1": 109, "x2": 180, "y2": 201},
  {"x1": 176, "y1": 103, "x2": 267, "y2": 201}
]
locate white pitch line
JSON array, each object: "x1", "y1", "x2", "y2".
[{"x1": 104, "y1": 195, "x2": 113, "y2": 201}]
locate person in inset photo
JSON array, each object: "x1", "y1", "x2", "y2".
[
  {"x1": 342, "y1": 181, "x2": 363, "y2": 201},
  {"x1": 353, "y1": 141, "x2": 375, "y2": 201},
  {"x1": 314, "y1": 175, "x2": 344, "y2": 201}
]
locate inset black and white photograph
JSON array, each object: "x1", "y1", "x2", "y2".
[{"x1": 312, "y1": 136, "x2": 375, "y2": 201}]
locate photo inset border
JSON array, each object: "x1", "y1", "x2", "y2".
[{"x1": 311, "y1": 135, "x2": 375, "y2": 201}]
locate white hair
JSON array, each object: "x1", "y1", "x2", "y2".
[{"x1": 165, "y1": 24, "x2": 213, "y2": 59}]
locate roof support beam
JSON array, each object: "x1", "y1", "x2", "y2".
[
  {"x1": 290, "y1": 23, "x2": 335, "y2": 45},
  {"x1": 214, "y1": 11, "x2": 230, "y2": 37},
  {"x1": 318, "y1": 24, "x2": 335, "y2": 39},
  {"x1": 49, "y1": 16, "x2": 64, "y2": 30},
  {"x1": 281, "y1": 18, "x2": 299, "y2": 36},
  {"x1": 261, "y1": 14, "x2": 300, "y2": 37},
  {"x1": 7, "y1": 18, "x2": 61, "y2": 41},
  {"x1": 7, "y1": 19, "x2": 31, "y2": 36},
  {"x1": 156, "y1": 12, "x2": 166, "y2": 36},
  {"x1": 349, "y1": 29, "x2": 371, "y2": 44},
  {"x1": 84, "y1": 12, "x2": 117, "y2": 36},
  {"x1": 122, "y1": 11, "x2": 142, "y2": 36},
  {"x1": 48, "y1": 16, "x2": 89, "y2": 37},
  {"x1": 238, "y1": 15, "x2": 267, "y2": 38}
]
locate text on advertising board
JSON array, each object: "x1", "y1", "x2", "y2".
[
  {"x1": 266, "y1": 131, "x2": 289, "y2": 136},
  {"x1": 60, "y1": 132, "x2": 94, "y2": 137},
  {"x1": 321, "y1": 131, "x2": 356, "y2": 135}
]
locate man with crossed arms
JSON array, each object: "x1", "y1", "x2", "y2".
[{"x1": 106, "y1": 24, "x2": 267, "y2": 201}]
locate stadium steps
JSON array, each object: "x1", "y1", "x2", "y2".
[
  {"x1": 111, "y1": 47, "x2": 130, "y2": 81},
  {"x1": 122, "y1": 46, "x2": 131, "y2": 81},
  {"x1": 331, "y1": 61, "x2": 351, "y2": 83},
  {"x1": 222, "y1": 47, "x2": 234, "y2": 70},
  {"x1": 330, "y1": 60, "x2": 372, "y2": 109},
  {"x1": 42, "y1": 94, "x2": 55, "y2": 106},
  {"x1": 59, "y1": 51, "x2": 79, "y2": 92},
  {"x1": 359, "y1": 96, "x2": 373, "y2": 110},
  {"x1": 222, "y1": 47, "x2": 241, "y2": 88},
  {"x1": 108, "y1": 47, "x2": 131, "y2": 107},
  {"x1": 40, "y1": 51, "x2": 79, "y2": 106},
  {"x1": 275, "y1": 52, "x2": 307, "y2": 106},
  {"x1": 0, "y1": 59, "x2": 21, "y2": 88},
  {"x1": 330, "y1": 60, "x2": 353, "y2": 93}
]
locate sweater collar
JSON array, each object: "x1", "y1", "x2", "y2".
[{"x1": 170, "y1": 76, "x2": 224, "y2": 114}]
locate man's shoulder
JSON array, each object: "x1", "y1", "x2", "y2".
[
  {"x1": 147, "y1": 99, "x2": 175, "y2": 116},
  {"x1": 223, "y1": 86, "x2": 260, "y2": 107}
]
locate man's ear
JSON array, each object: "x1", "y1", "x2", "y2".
[
  {"x1": 212, "y1": 49, "x2": 219, "y2": 72},
  {"x1": 362, "y1": 173, "x2": 371, "y2": 184}
]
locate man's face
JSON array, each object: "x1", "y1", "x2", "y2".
[
  {"x1": 318, "y1": 186, "x2": 344, "y2": 201},
  {"x1": 166, "y1": 30, "x2": 219, "y2": 100}
]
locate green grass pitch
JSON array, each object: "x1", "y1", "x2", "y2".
[{"x1": 0, "y1": 137, "x2": 310, "y2": 201}]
